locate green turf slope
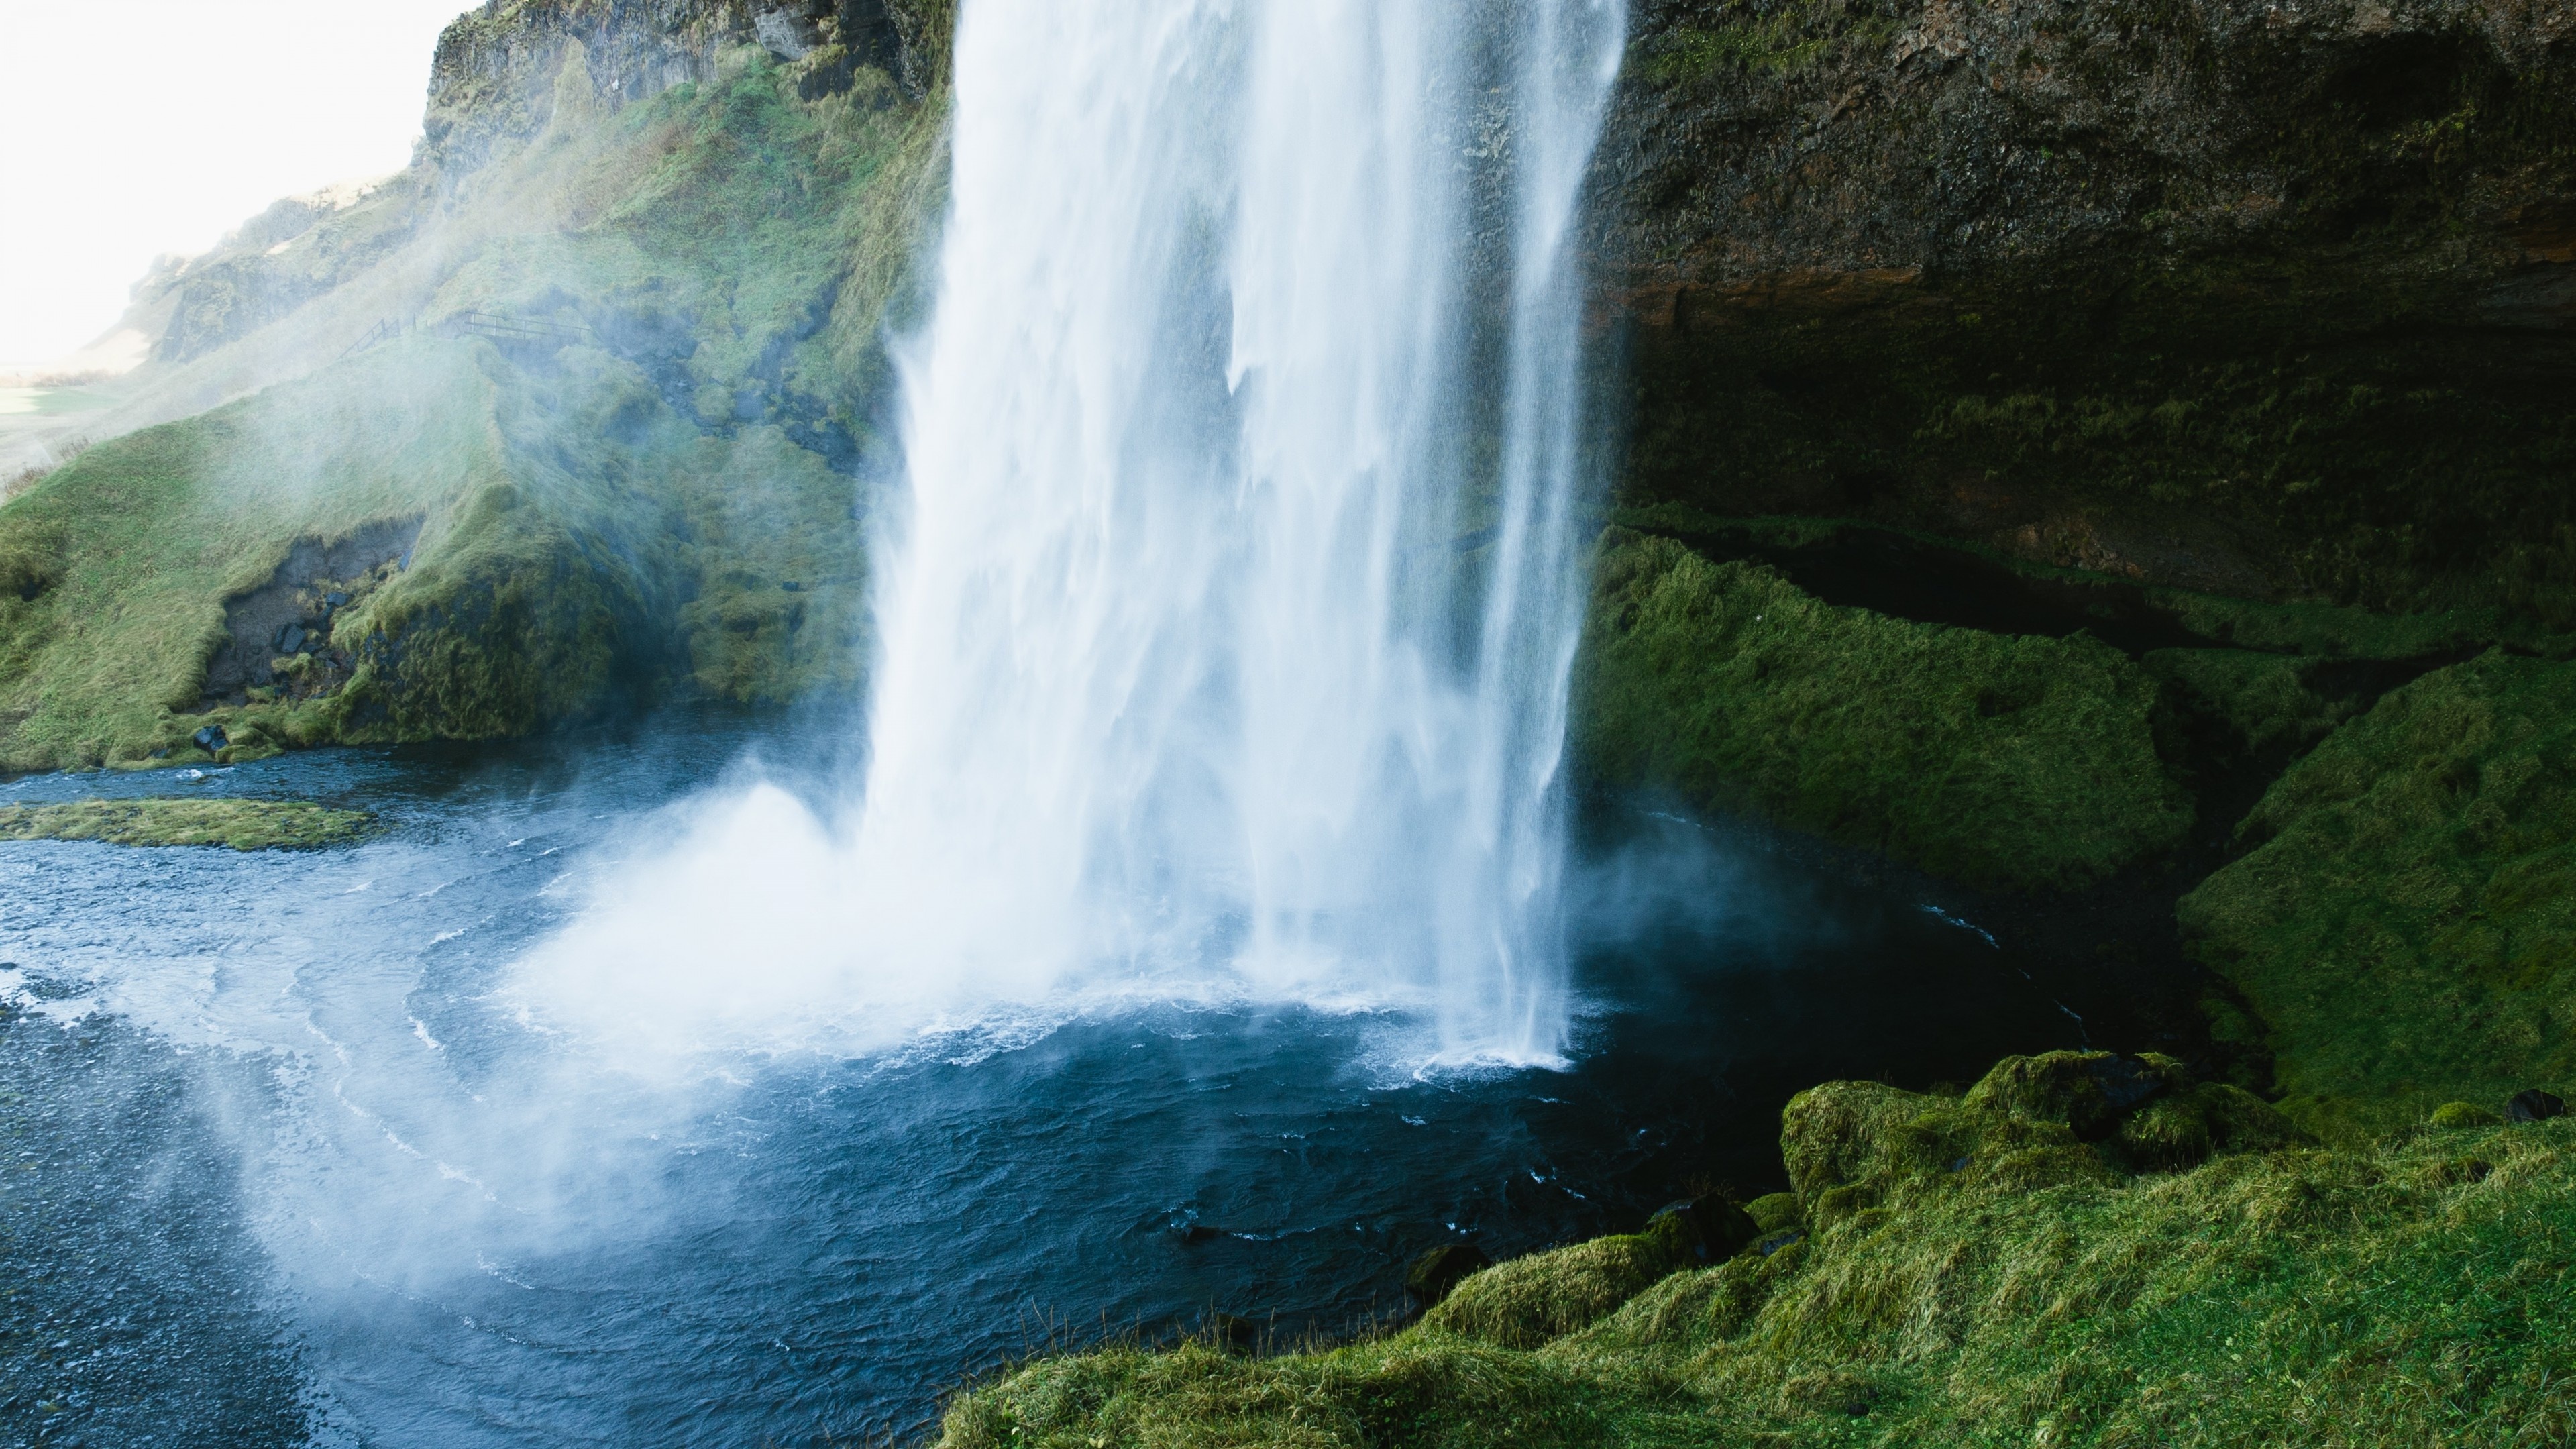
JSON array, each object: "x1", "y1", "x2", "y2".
[{"x1": 936, "y1": 1051, "x2": 2576, "y2": 1448}]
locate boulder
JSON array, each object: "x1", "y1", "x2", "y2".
[
  {"x1": 1745, "y1": 1191, "x2": 1801, "y2": 1234},
  {"x1": 2508, "y1": 1089, "x2": 2567, "y2": 1124}
]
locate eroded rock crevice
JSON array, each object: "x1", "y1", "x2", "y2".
[{"x1": 199, "y1": 518, "x2": 423, "y2": 711}]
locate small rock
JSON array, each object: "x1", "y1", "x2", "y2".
[
  {"x1": 1404, "y1": 1242, "x2": 1489, "y2": 1306},
  {"x1": 780, "y1": 580, "x2": 803, "y2": 592},
  {"x1": 278, "y1": 623, "x2": 307, "y2": 654},
  {"x1": 2507, "y1": 1089, "x2": 2566, "y2": 1123},
  {"x1": 193, "y1": 724, "x2": 229, "y2": 754},
  {"x1": 325, "y1": 592, "x2": 350, "y2": 608}
]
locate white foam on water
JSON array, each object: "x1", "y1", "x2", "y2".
[{"x1": 519, "y1": 0, "x2": 1626, "y2": 1071}]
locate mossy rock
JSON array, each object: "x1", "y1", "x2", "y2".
[
  {"x1": 1575, "y1": 529, "x2": 2192, "y2": 892},
  {"x1": 2181, "y1": 651, "x2": 2576, "y2": 1138},
  {"x1": 1743, "y1": 1191, "x2": 1801, "y2": 1234},
  {"x1": 1783, "y1": 1051, "x2": 2310, "y2": 1228}
]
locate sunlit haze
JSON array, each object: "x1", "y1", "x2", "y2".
[{"x1": 0, "y1": 1, "x2": 471, "y2": 365}]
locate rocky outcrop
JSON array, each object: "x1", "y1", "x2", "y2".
[
  {"x1": 1593, "y1": 0, "x2": 2576, "y2": 616},
  {"x1": 1599, "y1": 0, "x2": 2575, "y2": 295},
  {"x1": 423, "y1": 0, "x2": 954, "y2": 174}
]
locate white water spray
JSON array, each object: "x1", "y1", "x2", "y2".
[{"x1": 527, "y1": 0, "x2": 1624, "y2": 1065}]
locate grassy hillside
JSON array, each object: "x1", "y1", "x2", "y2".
[
  {"x1": 937, "y1": 1052, "x2": 2576, "y2": 1448},
  {"x1": 0, "y1": 42, "x2": 944, "y2": 772}
]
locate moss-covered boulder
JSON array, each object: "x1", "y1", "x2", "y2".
[
  {"x1": 2181, "y1": 650, "x2": 2576, "y2": 1137},
  {"x1": 1576, "y1": 528, "x2": 2192, "y2": 890},
  {"x1": 1781, "y1": 1051, "x2": 2308, "y2": 1232}
]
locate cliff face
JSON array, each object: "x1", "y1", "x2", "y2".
[
  {"x1": 1593, "y1": 0, "x2": 2576, "y2": 611},
  {"x1": 422, "y1": 0, "x2": 955, "y2": 174},
  {"x1": 1599, "y1": 0, "x2": 2573, "y2": 297}
]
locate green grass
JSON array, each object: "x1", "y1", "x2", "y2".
[
  {"x1": 0, "y1": 798, "x2": 371, "y2": 850},
  {"x1": 1575, "y1": 528, "x2": 2192, "y2": 892},
  {"x1": 938, "y1": 1051, "x2": 2576, "y2": 1448},
  {"x1": 2180, "y1": 650, "x2": 2576, "y2": 1140}
]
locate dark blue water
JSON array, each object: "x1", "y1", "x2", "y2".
[{"x1": 0, "y1": 712, "x2": 2157, "y2": 1446}]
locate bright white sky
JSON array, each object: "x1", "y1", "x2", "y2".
[{"x1": 0, "y1": 1, "x2": 474, "y2": 366}]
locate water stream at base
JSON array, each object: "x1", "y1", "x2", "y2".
[{"x1": 0, "y1": 722, "x2": 2151, "y2": 1446}]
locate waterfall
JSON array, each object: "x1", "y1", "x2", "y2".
[{"x1": 525, "y1": 0, "x2": 1624, "y2": 1067}]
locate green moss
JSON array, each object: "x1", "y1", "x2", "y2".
[
  {"x1": 1576, "y1": 528, "x2": 2192, "y2": 891},
  {"x1": 1614, "y1": 506, "x2": 2548, "y2": 663},
  {"x1": 938, "y1": 1054, "x2": 2576, "y2": 1448},
  {"x1": 2432, "y1": 1101, "x2": 2506, "y2": 1129},
  {"x1": 0, "y1": 799, "x2": 371, "y2": 850},
  {"x1": 2142, "y1": 588, "x2": 2541, "y2": 660},
  {"x1": 1744, "y1": 1191, "x2": 1800, "y2": 1233},
  {"x1": 2180, "y1": 650, "x2": 2576, "y2": 1138}
]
